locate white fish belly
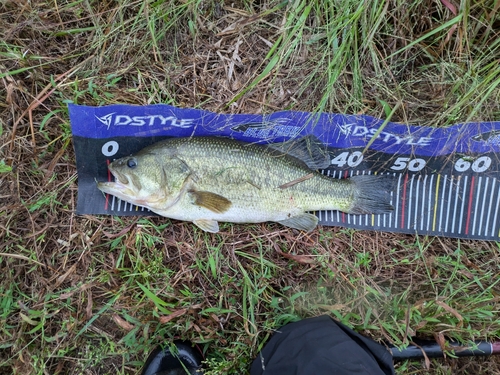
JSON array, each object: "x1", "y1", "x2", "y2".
[{"x1": 152, "y1": 196, "x2": 302, "y2": 224}]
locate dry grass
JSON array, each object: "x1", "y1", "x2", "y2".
[{"x1": 1, "y1": 0, "x2": 500, "y2": 374}]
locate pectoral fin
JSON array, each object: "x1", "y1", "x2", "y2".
[
  {"x1": 193, "y1": 219, "x2": 220, "y2": 233},
  {"x1": 189, "y1": 190, "x2": 232, "y2": 214},
  {"x1": 277, "y1": 213, "x2": 318, "y2": 232}
]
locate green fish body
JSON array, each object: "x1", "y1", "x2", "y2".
[{"x1": 97, "y1": 137, "x2": 394, "y2": 233}]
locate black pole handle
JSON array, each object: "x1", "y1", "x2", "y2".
[{"x1": 389, "y1": 339, "x2": 500, "y2": 361}]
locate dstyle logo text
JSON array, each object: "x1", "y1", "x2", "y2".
[
  {"x1": 96, "y1": 113, "x2": 194, "y2": 129},
  {"x1": 339, "y1": 124, "x2": 432, "y2": 146}
]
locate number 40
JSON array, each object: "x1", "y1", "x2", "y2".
[{"x1": 330, "y1": 151, "x2": 364, "y2": 168}]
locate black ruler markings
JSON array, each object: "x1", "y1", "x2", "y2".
[
  {"x1": 492, "y1": 182, "x2": 500, "y2": 238},
  {"x1": 317, "y1": 173, "x2": 500, "y2": 239}
]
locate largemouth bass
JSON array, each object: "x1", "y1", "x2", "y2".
[{"x1": 97, "y1": 137, "x2": 394, "y2": 233}]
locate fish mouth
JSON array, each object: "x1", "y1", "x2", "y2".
[
  {"x1": 97, "y1": 180, "x2": 134, "y2": 197},
  {"x1": 97, "y1": 169, "x2": 136, "y2": 199}
]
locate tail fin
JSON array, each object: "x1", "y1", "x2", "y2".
[{"x1": 348, "y1": 174, "x2": 395, "y2": 214}]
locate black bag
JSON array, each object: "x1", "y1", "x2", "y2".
[{"x1": 250, "y1": 315, "x2": 395, "y2": 375}]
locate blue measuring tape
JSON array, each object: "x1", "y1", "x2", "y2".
[{"x1": 69, "y1": 103, "x2": 500, "y2": 240}]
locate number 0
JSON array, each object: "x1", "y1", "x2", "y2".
[
  {"x1": 347, "y1": 151, "x2": 363, "y2": 167},
  {"x1": 102, "y1": 141, "x2": 119, "y2": 156},
  {"x1": 471, "y1": 156, "x2": 491, "y2": 172},
  {"x1": 408, "y1": 158, "x2": 426, "y2": 172}
]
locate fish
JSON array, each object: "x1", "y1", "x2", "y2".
[{"x1": 97, "y1": 136, "x2": 394, "y2": 233}]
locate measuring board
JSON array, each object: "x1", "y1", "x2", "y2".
[{"x1": 70, "y1": 104, "x2": 500, "y2": 241}]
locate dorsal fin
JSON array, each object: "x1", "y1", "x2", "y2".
[{"x1": 267, "y1": 135, "x2": 330, "y2": 170}]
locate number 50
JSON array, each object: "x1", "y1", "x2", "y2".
[{"x1": 390, "y1": 157, "x2": 426, "y2": 172}]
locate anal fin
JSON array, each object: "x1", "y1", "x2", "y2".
[
  {"x1": 193, "y1": 219, "x2": 220, "y2": 233},
  {"x1": 277, "y1": 213, "x2": 318, "y2": 232}
]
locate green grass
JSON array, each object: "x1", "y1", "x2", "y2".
[{"x1": 1, "y1": 0, "x2": 500, "y2": 374}]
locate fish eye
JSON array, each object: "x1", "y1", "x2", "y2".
[{"x1": 127, "y1": 158, "x2": 137, "y2": 169}]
